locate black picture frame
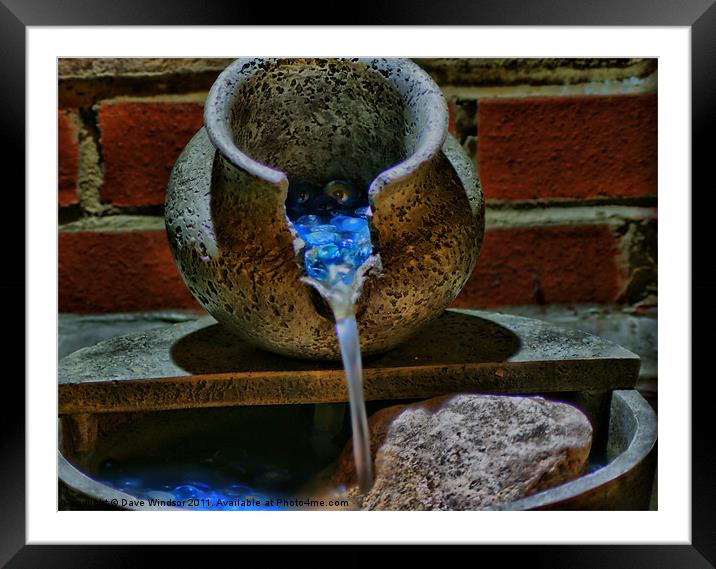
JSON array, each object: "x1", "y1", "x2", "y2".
[{"x1": 7, "y1": 1, "x2": 708, "y2": 566}]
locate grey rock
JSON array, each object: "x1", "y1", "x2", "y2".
[{"x1": 336, "y1": 394, "x2": 592, "y2": 510}]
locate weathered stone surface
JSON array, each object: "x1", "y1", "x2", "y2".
[
  {"x1": 334, "y1": 394, "x2": 593, "y2": 510},
  {"x1": 58, "y1": 310, "x2": 641, "y2": 414}
]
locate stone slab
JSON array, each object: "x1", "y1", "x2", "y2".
[{"x1": 58, "y1": 309, "x2": 640, "y2": 414}]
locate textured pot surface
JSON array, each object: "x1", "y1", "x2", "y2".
[{"x1": 166, "y1": 58, "x2": 484, "y2": 359}]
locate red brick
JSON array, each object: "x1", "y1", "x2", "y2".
[
  {"x1": 447, "y1": 99, "x2": 457, "y2": 136},
  {"x1": 58, "y1": 110, "x2": 80, "y2": 207},
  {"x1": 98, "y1": 102, "x2": 204, "y2": 207},
  {"x1": 452, "y1": 224, "x2": 625, "y2": 307},
  {"x1": 477, "y1": 94, "x2": 657, "y2": 201},
  {"x1": 59, "y1": 230, "x2": 201, "y2": 313}
]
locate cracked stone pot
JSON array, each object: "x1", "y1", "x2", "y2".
[{"x1": 166, "y1": 58, "x2": 485, "y2": 359}]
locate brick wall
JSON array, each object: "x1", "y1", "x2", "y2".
[{"x1": 57, "y1": 58, "x2": 657, "y2": 314}]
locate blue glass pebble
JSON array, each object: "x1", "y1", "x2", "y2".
[
  {"x1": 329, "y1": 214, "x2": 352, "y2": 227},
  {"x1": 316, "y1": 244, "x2": 341, "y2": 261},
  {"x1": 295, "y1": 214, "x2": 320, "y2": 227},
  {"x1": 310, "y1": 224, "x2": 336, "y2": 233},
  {"x1": 305, "y1": 230, "x2": 339, "y2": 245},
  {"x1": 331, "y1": 216, "x2": 367, "y2": 233},
  {"x1": 174, "y1": 484, "x2": 201, "y2": 500},
  {"x1": 287, "y1": 178, "x2": 374, "y2": 287},
  {"x1": 305, "y1": 249, "x2": 328, "y2": 280}
]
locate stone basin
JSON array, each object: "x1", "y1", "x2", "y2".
[
  {"x1": 58, "y1": 390, "x2": 655, "y2": 510},
  {"x1": 58, "y1": 310, "x2": 656, "y2": 510}
]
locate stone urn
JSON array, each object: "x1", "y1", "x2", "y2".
[{"x1": 166, "y1": 58, "x2": 485, "y2": 359}]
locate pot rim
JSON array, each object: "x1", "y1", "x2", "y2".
[{"x1": 203, "y1": 57, "x2": 448, "y2": 196}]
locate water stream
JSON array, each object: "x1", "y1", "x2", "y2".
[
  {"x1": 288, "y1": 178, "x2": 375, "y2": 494},
  {"x1": 335, "y1": 313, "x2": 372, "y2": 493}
]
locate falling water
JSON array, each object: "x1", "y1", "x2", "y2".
[
  {"x1": 287, "y1": 178, "x2": 375, "y2": 494},
  {"x1": 335, "y1": 312, "x2": 373, "y2": 493}
]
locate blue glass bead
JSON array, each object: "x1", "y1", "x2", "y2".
[
  {"x1": 316, "y1": 244, "x2": 341, "y2": 262},
  {"x1": 338, "y1": 228, "x2": 367, "y2": 244},
  {"x1": 174, "y1": 484, "x2": 201, "y2": 500},
  {"x1": 307, "y1": 223, "x2": 331, "y2": 231},
  {"x1": 305, "y1": 250, "x2": 328, "y2": 280},
  {"x1": 354, "y1": 206, "x2": 371, "y2": 218},
  {"x1": 338, "y1": 238, "x2": 355, "y2": 250},
  {"x1": 293, "y1": 215, "x2": 320, "y2": 238},
  {"x1": 305, "y1": 230, "x2": 339, "y2": 245},
  {"x1": 331, "y1": 215, "x2": 368, "y2": 233},
  {"x1": 295, "y1": 214, "x2": 320, "y2": 228},
  {"x1": 329, "y1": 214, "x2": 352, "y2": 228}
]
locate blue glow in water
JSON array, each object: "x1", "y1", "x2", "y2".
[
  {"x1": 289, "y1": 180, "x2": 374, "y2": 288},
  {"x1": 331, "y1": 215, "x2": 368, "y2": 233},
  {"x1": 184, "y1": 480, "x2": 211, "y2": 491},
  {"x1": 305, "y1": 230, "x2": 340, "y2": 246},
  {"x1": 101, "y1": 476, "x2": 286, "y2": 510},
  {"x1": 316, "y1": 244, "x2": 341, "y2": 261},
  {"x1": 173, "y1": 484, "x2": 202, "y2": 500},
  {"x1": 294, "y1": 214, "x2": 321, "y2": 234}
]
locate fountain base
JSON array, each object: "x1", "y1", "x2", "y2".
[{"x1": 58, "y1": 310, "x2": 656, "y2": 510}]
